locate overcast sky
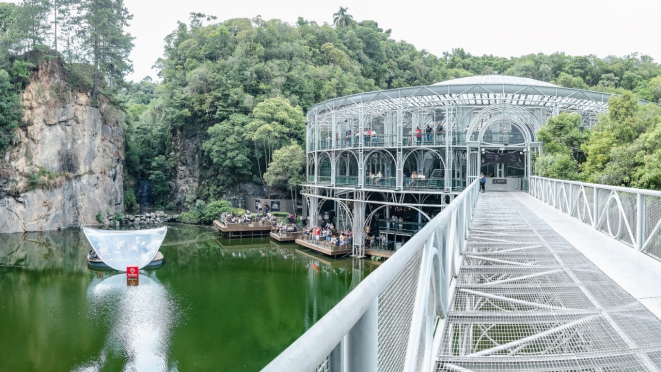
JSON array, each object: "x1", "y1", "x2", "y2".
[{"x1": 6, "y1": 0, "x2": 660, "y2": 82}]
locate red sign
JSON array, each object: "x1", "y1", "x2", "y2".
[{"x1": 127, "y1": 266, "x2": 139, "y2": 278}]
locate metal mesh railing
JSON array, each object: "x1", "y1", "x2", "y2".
[
  {"x1": 377, "y1": 249, "x2": 423, "y2": 372},
  {"x1": 437, "y1": 192, "x2": 661, "y2": 371},
  {"x1": 262, "y1": 180, "x2": 480, "y2": 372},
  {"x1": 529, "y1": 176, "x2": 661, "y2": 263}
]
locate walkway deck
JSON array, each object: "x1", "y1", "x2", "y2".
[
  {"x1": 213, "y1": 220, "x2": 272, "y2": 238},
  {"x1": 437, "y1": 192, "x2": 661, "y2": 371},
  {"x1": 270, "y1": 231, "x2": 300, "y2": 242},
  {"x1": 365, "y1": 249, "x2": 394, "y2": 258},
  {"x1": 294, "y1": 239, "x2": 352, "y2": 256}
]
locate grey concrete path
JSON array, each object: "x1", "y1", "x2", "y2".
[{"x1": 513, "y1": 192, "x2": 661, "y2": 320}]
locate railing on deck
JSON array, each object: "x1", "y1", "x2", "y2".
[
  {"x1": 529, "y1": 176, "x2": 661, "y2": 262},
  {"x1": 262, "y1": 179, "x2": 480, "y2": 372}
]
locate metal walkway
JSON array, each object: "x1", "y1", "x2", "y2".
[{"x1": 437, "y1": 193, "x2": 661, "y2": 371}]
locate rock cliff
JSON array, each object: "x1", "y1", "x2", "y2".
[{"x1": 0, "y1": 60, "x2": 124, "y2": 233}]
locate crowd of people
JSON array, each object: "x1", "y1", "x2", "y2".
[
  {"x1": 271, "y1": 221, "x2": 299, "y2": 235},
  {"x1": 220, "y1": 210, "x2": 277, "y2": 226},
  {"x1": 302, "y1": 222, "x2": 354, "y2": 249},
  {"x1": 316, "y1": 121, "x2": 453, "y2": 150}
]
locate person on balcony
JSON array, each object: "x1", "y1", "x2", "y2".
[
  {"x1": 425, "y1": 125, "x2": 433, "y2": 144},
  {"x1": 346, "y1": 129, "x2": 351, "y2": 146},
  {"x1": 411, "y1": 171, "x2": 418, "y2": 187},
  {"x1": 372, "y1": 128, "x2": 378, "y2": 145},
  {"x1": 376, "y1": 171, "x2": 383, "y2": 185},
  {"x1": 325, "y1": 135, "x2": 331, "y2": 149},
  {"x1": 416, "y1": 127, "x2": 422, "y2": 144},
  {"x1": 364, "y1": 129, "x2": 370, "y2": 146},
  {"x1": 435, "y1": 122, "x2": 444, "y2": 142},
  {"x1": 418, "y1": 171, "x2": 426, "y2": 188}
]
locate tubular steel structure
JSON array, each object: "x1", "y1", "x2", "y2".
[
  {"x1": 303, "y1": 76, "x2": 616, "y2": 257},
  {"x1": 263, "y1": 179, "x2": 481, "y2": 372},
  {"x1": 530, "y1": 176, "x2": 661, "y2": 262}
]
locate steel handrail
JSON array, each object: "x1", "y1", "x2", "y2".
[{"x1": 262, "y1": 179, "x2": 479, "y2": 372}]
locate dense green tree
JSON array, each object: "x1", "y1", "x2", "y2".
[
  {"x1": 75, "y1": 0, "x2": 134, "y2": 101},
  {"x1": 535, "y1": 113, "x2": 588, "y2": 180},
  {"x1": 244, "y1": 97, "x2": 305, "y2": 180},
  {"x1": 202, "y1": 114, "x2": 254, "y2": 187},
  {"x1": 264, "y1": 142, "x2": 305, "y2": 204},
  {"x1": 0, "y1": 69, "x2": 21, "y2": 153}
]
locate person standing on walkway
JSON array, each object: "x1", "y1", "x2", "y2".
[{"x1": 480, "y1": 172, "x2": 486, "y2": 193}]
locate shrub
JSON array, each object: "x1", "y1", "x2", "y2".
[
  {"x1": 124, "y1": 188, "x2": 138, "y2": 212},
  {"x1": 96, "y1": 211, "x2": 104, "y2": 223},
  {"x1": 179, "y1": 210, "x2": 200, "y2": 224},
  {"x1": 232, "y1": 208, "x2": 246, "y2": 215},
  {"x1": 201, "y1": 200, "x2": 233, "y2": 224},
  {"x1": 112, "y1": 212, "x2": 124, "y2": 222},
  {"x1": 271, "y1": 212, "x2": 289, "y2": 218}
]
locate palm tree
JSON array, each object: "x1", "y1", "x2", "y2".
[{"x1": 333, "y1": 7, "x2": 353, "y2": 28}]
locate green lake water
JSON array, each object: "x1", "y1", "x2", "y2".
[{"x1": 0, "y1": 224, "x2": 376, "y2": 371}]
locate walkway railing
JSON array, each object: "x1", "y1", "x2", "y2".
[
  {"x1": 529, "y1": 176, "x2": 661, "y2": 261},
  {"x1": 262, "y1": 179, "x2": 480, "y2": 372}
]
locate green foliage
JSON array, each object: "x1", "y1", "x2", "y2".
[
  {"x1": 179, "y1": 199, "x2": 234, "y2": 225},
  {"x1": 0, "y1": 69, "x2": 21, "y2": 153},
  {"x1": 232, "y1": 208, "x2": 246, "y2": 215},
  {"x1": 95, "y1": 211, "x2": 104, "y2": 223},
  {"x1": 112, "y1": 211, "x2": 124, "y2": 221},
  {"x1": 200, "y1": 200, "x2": 233, "y2": 224},
  {"x1": 271, "y1": 212, "x2": 289, "y2": 218},
  {"x1": 264, "y1": 142, "x2": 305, "y2": 202},
  {"x1": 124, "y1": 187, "x2": 137, "y2": 212}
]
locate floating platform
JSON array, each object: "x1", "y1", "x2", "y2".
[
  {"x1": 365, "y1": 249, "x2": 394, "y2": 259},
  {"x1": 270, "y1": 231, "x2": 301, "y2": 242},
  {"x1": 295, "y1": 239, "x2": 352, "y2": 256},
  {"x1": 88, "y1": 252, "x2": 164, "y2": 270},
  {"x1": 213, "y1": 220, "x2": 272, "y2": 238}
]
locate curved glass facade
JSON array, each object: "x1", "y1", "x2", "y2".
[{"x1": 83, "y1": 227, "x2": 167, "y2": 271}]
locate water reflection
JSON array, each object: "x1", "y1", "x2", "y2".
[
  {"x1": 0, "y1": 225, "x2": 374, "y2": 371},
  {"x1": 73, "y1": 273, "x2": 180, "y2": 372}
]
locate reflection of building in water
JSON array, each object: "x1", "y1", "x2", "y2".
[{"x1": 72, "y1": 273, "x2": 180, "y2": 372}]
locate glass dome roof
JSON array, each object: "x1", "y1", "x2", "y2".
[{"x1": 432, "y1": 75, "x2": 558, "y2": 87}]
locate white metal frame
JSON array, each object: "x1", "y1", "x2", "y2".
[{"x1": 263, "y1": 180, "x2": 480, "y2": 372}]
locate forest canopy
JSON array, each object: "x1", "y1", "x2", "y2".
[{"x1": 2, "y1": 2, "x2": 661, "y2": 209}]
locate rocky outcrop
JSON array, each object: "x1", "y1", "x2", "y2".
[{"x1": 0, "y1": 60, "x2": 124, "y2": 233}]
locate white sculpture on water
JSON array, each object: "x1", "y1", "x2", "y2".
[{"x1": 83, "y1": 227, "x2": 167, "y2": 271}]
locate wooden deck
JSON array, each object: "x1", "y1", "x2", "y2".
[
  {"x1": 213, "y1": 220, "x2": 273, "y2": 238},
  {"x1": 365, "y1": 249, "x2": 394, "y2": 258},
  {"x1": 270, "y1": 232, "x2": 301, "y2": 242},
  {"x1": 295, "y1": 239, "x2": 352, "y2": 256}
]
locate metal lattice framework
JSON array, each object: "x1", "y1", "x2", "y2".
[
  {"x1": 302, "y1": 76, "x2": 627, "y2": 256},
  {"x1": 530, "y1": 176, "x2": 661, "y2": 262}
]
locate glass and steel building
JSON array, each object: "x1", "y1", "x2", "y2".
[{"x1": 303, "y1": 75, "x2": 617, "y2": 257}]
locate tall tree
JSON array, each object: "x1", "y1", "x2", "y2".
[
  {"x1": 264, "y1": 142, "x2": 306, "y2": 205},
  {"x1": 15, "y1": 0, "x2": 51, "y2": 52},
  {"x1": 75, "y1": 0, "x2": 134, "y2": 101},
  {"x1": 333, "y1": 7, "x2": 353, "y2": 28}
]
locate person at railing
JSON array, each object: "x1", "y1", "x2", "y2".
[
  {"x1": 404, "y1": 169, "x2": 411, "y2": 186},
  {"x1": 425, "y1": 124, "x2": 433, "y2": 144},
  {"x1": 418, "y1": 171, "x2": 426, "y2": 188},
  {"x1": 398, "y1": 217, "x2": 404, "y2": 232},
  {"x1": 376, "y1": 171, "x2": 382, "y2": 186},
  {"x1": 416, "y1": 127, "x2": 422, "y2": 144},
  {"x1": 411, "y1": 171, "x2": 418, "y2": 187},
  {"x1": 407, "y1": 128, "x2": 413, "y2": 145},
  {"x1": 313, "y1": 226, "x2": 320, "y2": 242},
  {"x1": 435, "y1": 122, "x2": 444, "y2": 143},
  {"x1": 364, "y1": 129, "x2": 370, "y2": 146},
  {"x1": 372, "y1": 128, "x2": 378, "y2": 145},
  {"x1": 345, "y1": 129, "x2": 351, "y2": 146},
  {"x1": 335, "y1": 133, "x2": 339, "y2": 147}
]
